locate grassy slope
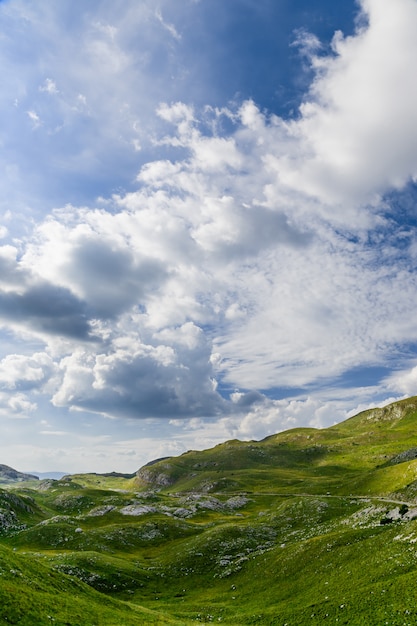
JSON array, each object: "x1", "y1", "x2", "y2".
[
  {"x1": 0, "y1": 543, "x2": 183, "y2": 625},
  {"x1": 135, "y1": 396, "x2": 417, "y2": 497},
  {"x1": 3, "y1": 397, "x2": 417, "y2": 624}
]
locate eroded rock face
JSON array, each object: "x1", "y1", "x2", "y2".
[
  {"x1": 366, "y1": 400, "x2": 417, "y2": 423},
  {"x1": 136, "y1": 464, "x2": 176, "y2": 488}
]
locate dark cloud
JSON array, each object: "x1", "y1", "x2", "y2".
[
  {"x1": 0, "y1": 254, "x2": 21, "y2": 284},
  {"x1": 0, "y1": 283, "x2": 92, "y2": 340},
  {"x1": 238, "y1": 207, "x2": 311, "y2": 253},
  {"x1": 82, "y1": 353, "x2": 227, "y2": 418},
  {"x1": 65, "y1": 238, "x2": 168, "y2": 318},
  {"x1": 54, "y1": 325, "x2": 230, "y2": 419},
  {"x1": 232, "y1": 390, "x2": 266, "y2": 408},
  {"x1": 100, "y1": 357, "x2": 223, "y2": 419},
  {"x1": 204, "y1": 206, "x2": 312, "y2": 261}
]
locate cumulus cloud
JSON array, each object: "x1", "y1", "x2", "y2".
[
  {"x1": 0, "y1": 353, "x2": 54, "y2": 391},
  {"x1": 0, "y1": 283, "x2": 92, "y2": 340},
  {"x1": 281, "y1": 0, "x2": 417, "y2": 206},
  {"x1": 0, "y1": 392, "x2": 37, "y2": 419},
  {"x1": 0, "y1": 0, "x2": 417, "y2": 458},
  {"x1": 23, "y1": 218, "x2": 169, "y2": 320},
  {"x1": 51, "y1": 322, "x2": 227, "y2": 419},
  {"x1": 385, "y1": 366, "x2": 417, "y2": 397}
]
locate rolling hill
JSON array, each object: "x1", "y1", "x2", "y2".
[
  {"x1": 2, "y1": 396, "x2": 417, "y2": 624},
  {"x1": 135, "y1": 395, "x2": 417, "y2": 498}
]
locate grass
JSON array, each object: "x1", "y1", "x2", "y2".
[
  {"x1": 0, "y1": 543, "x2": 184, "y2": 625},
  {"x1": 3, "y1": 396, "x2": 417, "y2": 623}
]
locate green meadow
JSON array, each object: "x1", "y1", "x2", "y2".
[{"x1": 2, "y1": 397, "x2": 417, "y2": 624}]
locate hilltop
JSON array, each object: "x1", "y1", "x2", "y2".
[
  {"x1": 0, "y1": 464, "x2": 38, "y2": 485},
  {"x1": 135, "y1": 396, "x2": 417, "y2": 498},
  {"x1": 2, "y1": 397, "x2": 417, "y2": 624}
]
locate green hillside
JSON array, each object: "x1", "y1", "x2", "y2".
[
  {"x1": 0, "y1": 542, "x2": 181, "y2": 625},
  {"x1": 2, "y1": 397, "x2": 417, "y2": 624},
  {"x1": 136, "y1": 395, "x2": 417, "y2": 497}
]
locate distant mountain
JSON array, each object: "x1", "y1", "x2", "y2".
[
  {"x1": 30, "y1": 471, "x2": 68, "y2": 480},
  {"x1": 0, "y1": 465, "x2": 38, "y2": 484}
]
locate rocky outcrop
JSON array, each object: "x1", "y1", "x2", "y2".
[
  {"x1": 136, "y1": 463, "x2": 176, "y2": 488},
  {"x1": 365, "y1": 399, "x2": 417, "y2": 423},
  {"x1": 387, "y1": 447, "x2": 417, "y2": 466}
]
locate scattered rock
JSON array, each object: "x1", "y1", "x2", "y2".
[
  {"x1": 120, "y1": 505, "x2": 158, "y2": 516},
  {"x1": 86, "y1": 505, "x2": 116, "y2": 517}
]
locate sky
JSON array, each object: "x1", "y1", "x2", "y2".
[{"x1": 1, "y1": 0, "x2": 417, "y2": 474}]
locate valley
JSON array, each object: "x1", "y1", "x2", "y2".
[{"x1": 2, "y1": 397, "x2": 417, "y2": 624}]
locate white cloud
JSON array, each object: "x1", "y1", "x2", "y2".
[
  {"x1": 385, "y1": 366, "x2": 417, "y2": 397},
  {"x1": 155, "y1": 8, "x2": 181, "y2": 41},
  {"x1": 39, "y1": 78, "x2": 59, "y2": 94},
  {"x1": 49, "y1": 321, "x2": 227, "y2": 420},
  {"x1": 280, "y1": 0, "x2": 417, "y2": 207},
  {"x1": 0, "y1": 353, "x2": 53, "y2": 390},
  {"x1": 27, "y1": 110, "x2": 41, "y2": 128},
  {"x1": 0, "y1": 392, "x2": 37, "y2": 418},
  {"x1": 291, "y1": 27, "x2": 322, "y2": 59},
  {"x1": 40, "y1": 430, "x2": 70, "y2": 436},
  {"x1": 0, "y1": 0, "x2": 417, "y2": 470},
  {"x1": 0, "y1": 0, "x2": 206, "y2": 218},
  {"x1": 4, "y1": 61, "x2": 417, "y2": 421}
]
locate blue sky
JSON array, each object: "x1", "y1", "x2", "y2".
[{"x1": 1, "y1": 0, "x2": 417, "y2": 473}]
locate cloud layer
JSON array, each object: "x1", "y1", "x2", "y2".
[{"x1": 0, "y1": 0, "x2": 417, "y2": 471}]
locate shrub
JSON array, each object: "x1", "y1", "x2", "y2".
[{"x1": 399, "y1": 504, "x2": 409, "y2": 516}]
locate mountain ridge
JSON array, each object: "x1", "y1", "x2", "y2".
[
  {"x1": 5, "y1": 396, "x2": 417, "y2": 492},
  {"x1": 134, "y1": 395, "x2": 417, "y2": 496}
]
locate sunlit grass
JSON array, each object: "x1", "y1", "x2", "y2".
[{"x1": 3, "y1": 396, "x2": 417, "y2": 624}]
